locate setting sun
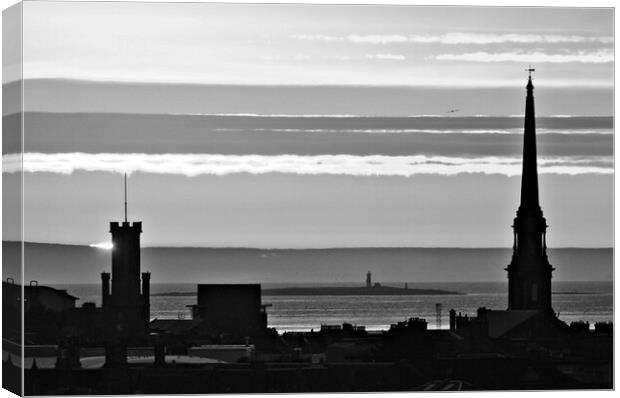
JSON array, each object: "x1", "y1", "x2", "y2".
[{"x1": 89, "y1": 242, "x2": 113, "y2": 250}]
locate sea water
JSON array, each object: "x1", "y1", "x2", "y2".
[{"x1": 55, "y1": 281, "x2": 612, "y2": 332}]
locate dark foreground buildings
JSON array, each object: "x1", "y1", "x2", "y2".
[
  {"x1": 3, "y1": 75, "x2": 613, "y2": 394},
  {"x1": 55, "y1": 209, "x2": 151, "y2": 346}
]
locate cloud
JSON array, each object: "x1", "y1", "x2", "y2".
[
  {"x1": 349, "y1": 35, "x2": 410, "y2": 44},
  {"x1": 291, "y1": 34, "x2": 345, "y2": 42},
  {"x1": 434, "y1": 50, "x2": 613, "y2": 64},
  {"x1": 2, "y1": 153, "x2": 612, "y2": 178},
  {"x1": 292, "y1": 33, "x2": 614, "y2": 45},
  {"x1": 366, "y1": 54, "x2": 406, "y2": 61}
]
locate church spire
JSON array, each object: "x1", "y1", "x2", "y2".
[
  {"x1": 519, "y1": 69, "x2": 540, "y2": 215},
  {"x1": 505, "y1": 69, "x2": 554, "y2": 313}
]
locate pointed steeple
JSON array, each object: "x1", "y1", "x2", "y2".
[
  {"x1": 505, "y1": 70, "x2": 554, "y2": 313},
  {"x1": 519, "y1": 70, "x2": 540, "y2": 215}
]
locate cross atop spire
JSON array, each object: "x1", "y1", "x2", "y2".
[
  {"x1": 526, "y1": 65, "x2": 535, "y2": 77},
  {"x1": 526, "y1": 66, "x2": 535, "y2": 91}
]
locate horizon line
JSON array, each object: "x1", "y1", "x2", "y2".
[
  {"x1": 16, "y1": 280, "x2": 615, "y2": 287},
  {"x1": 5, "y1": 241, "x2": 613, "y2": 250},
  {"x1": 4, "y1": 77, "x2": 614, "y2": 90},
  {"x1": 3, "y1": 111, "x2": 614, "y2": 119}
]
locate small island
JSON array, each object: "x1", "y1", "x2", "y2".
[
  {"x1": 263, "y1": 272, "x2": 463, "y2": 296},
  {"x1": 153, "y1": 273, "x2": 463, "y2": 297},
  {"x1": 261, "y1": 286, "x2": 463, "y2": 296}
]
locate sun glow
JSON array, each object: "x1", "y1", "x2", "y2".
[{"x1": 89, "y1": 242, "x2": 113, "y2": 250}]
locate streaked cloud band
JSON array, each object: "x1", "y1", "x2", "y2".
[
  {"x1": 365, "y1": 53, "x2": 406, "y2": 60},
  {"x1": 292, "y1": 33, "x2": 613, "y2": 45},
  {"x1": 3, "y1": 153, "x2": 612, "y2": 178},
  {"x1": 435, "y1": 50, "x2": 613, "y2": 64}
]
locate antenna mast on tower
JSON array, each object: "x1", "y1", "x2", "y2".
[{"x1": 124, "y1": 173, "x2": 128, "y2": 222}]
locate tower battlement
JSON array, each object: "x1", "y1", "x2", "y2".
[
  {"x1": 102, "y1": 175, "x2": 149, "y2": 339},
  {"x1": 109, "y1": 221, "x2": 142, "y2": 232}
]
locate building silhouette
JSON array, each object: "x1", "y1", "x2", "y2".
[
  {"x1": 101, "y1": 176, "x2": 150, "y2": 338},
  {"x1": 189, "y1": 284, "x2": 268, "y2": 338},
  {"x1": 505, "y1": 71, "x2": 554, "y2": 312},
  {"x1": 449, "y1": 73, "x2": 573, "y2": 353},
  {"x1": 3, "y1": 280, "x2": 77, "y2": 313},
  {"x1": 8, "y1": 74, "x2": 613, "y2": 394}
]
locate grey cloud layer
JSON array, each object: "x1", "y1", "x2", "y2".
[
  {"x1": 13, "y1": 113, "x2": 612, "y2": 158},
  {"x1": 12, "y1": 81, "x2": 614, "y2": 116},
  {"x1": 4, "y1": 113, "x2": 611, "y2": 178}
]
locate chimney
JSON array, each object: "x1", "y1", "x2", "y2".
[
  {"x1": 101, "y1": 272, "x2": 111, "y2": 307},
  {"x1": 142, "y1": 272, "x2": 151, "y2": 324},
  {"x1": 449, "y1": 309, "x2": 456, "y2": 330}
]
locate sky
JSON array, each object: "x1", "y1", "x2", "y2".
[
  {"x1": 13, "y1": 2, "x2": 614, "y2": 88},
  {"x1": 1, "y1": 1, "x2": 614, "y2": 249}
]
